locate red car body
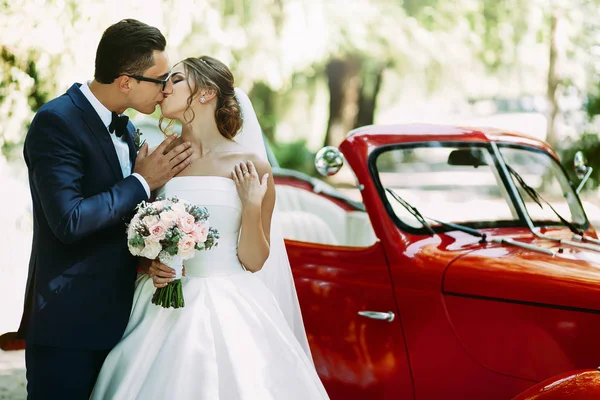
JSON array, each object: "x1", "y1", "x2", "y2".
[
  {"x1": 274, "y1": 124, "x2": 600, "y2": 399},
  {"x1": 3, "y1": 124, "x2": 599, "y2": 399}
]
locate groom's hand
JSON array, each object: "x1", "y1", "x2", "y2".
[
  {"x1": 149, "y1": 260, "x2": 186, "y2": 288},
  {"x1": 134, "y1": 135, "x2": 193, "y2": 191}
]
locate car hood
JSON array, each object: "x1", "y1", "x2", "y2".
[{"x1": 442, "y1": 234, "x2": 600, "y2": 311}]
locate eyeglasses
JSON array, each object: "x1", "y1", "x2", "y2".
[{"x1": 123, "y1": 72, "x2": 171, "y2": 91}]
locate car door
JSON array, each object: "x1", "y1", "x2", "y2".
[{"x1": 286, "y1": 240, "x2": 414, "y2": 399}]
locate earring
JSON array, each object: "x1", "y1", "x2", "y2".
[{"x1": 200, "y1": 97, "x2": 206, "y2": 103}]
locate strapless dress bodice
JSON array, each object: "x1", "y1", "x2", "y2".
[{"x1": 156, "y1": 176, "x2": 245, "y2": 277}]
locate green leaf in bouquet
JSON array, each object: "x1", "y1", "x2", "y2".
[
  {"x1": 165, "y1": 245, "x2": 179, "y2": 256},
  {"x1": 188, "y1": 205, "x2": 209, "y2": 223},
  {"x1": 128, "y1": 235, "x2": 145, "y2": 248}
]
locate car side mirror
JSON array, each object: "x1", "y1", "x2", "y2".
[
  {"x1": 315, "y1": 146, "x2": 344, "y2": 176},
  {"x1": 573, "y1": 151, "x2": 593, "y2": 194},
  {"x1": 574, "y1": 151, "x2": 588, "y2": 179}
]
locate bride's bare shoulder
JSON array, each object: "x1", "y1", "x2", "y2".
[{"x1": 224, "y1": 150, "x2": 271, "y2": 174}]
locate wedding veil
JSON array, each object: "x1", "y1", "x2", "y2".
[{"x1": 233, "y1": 88, "x2": 312, "y2": 358}]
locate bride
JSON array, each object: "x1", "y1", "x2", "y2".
[{"x1": 91, "y1": 56, "x2": 329, "y2": 399}]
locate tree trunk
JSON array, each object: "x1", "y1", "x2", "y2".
[
  {"x1": 324, "y1": 57, "x2": 362, "y2": 147},
  {"x1": 546, "y1": 8, "x2": 560, "y2": 148},
  {"x1": 355, "y1": 66, "x2": 384, "y2": 129}
]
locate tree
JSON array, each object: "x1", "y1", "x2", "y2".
[
  {"x1": 538, "y1": 0, "x2": 600, "y2": 148},
  {"x1": 545, "y1": 6, "x2": 561, "y2": 148},
  {"x1": 319, "y1": 0, "x2": 471, "y2": 146}
]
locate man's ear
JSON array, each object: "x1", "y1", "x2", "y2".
[{"x1": 116, "y1": 76, "x2": 132, "y2": 93}]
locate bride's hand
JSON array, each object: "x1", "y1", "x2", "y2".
[
  {"x1": 149, "y1": 260, "x2": 186, "y2": 288},
  {"x1": 232, "y1": 161, "x2": 268, "y2": 208}
]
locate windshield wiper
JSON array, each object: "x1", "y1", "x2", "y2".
[
  {"x1": 385, "y1": 188, "x2": 435, "y2": 235},
  {"x1": 505, "y1": 164, "x2": 584, "y2": 236},
  {"x1": 385, "y1": 188, "x2": 487, "y2": 243}
]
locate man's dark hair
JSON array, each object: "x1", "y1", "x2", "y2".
[{"x1": 94, "y1": 19, "x2": 167, "y2": 84}]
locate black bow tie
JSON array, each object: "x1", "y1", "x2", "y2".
[{"x1": 108, "y1": 112, "x2": 129, "y2": 138}]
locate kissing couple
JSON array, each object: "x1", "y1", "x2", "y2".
[{"x1": 19, "y1": 18, "x2": 329, "y2": 400}]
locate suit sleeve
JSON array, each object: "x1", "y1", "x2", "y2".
[{"x1": 25, "y1": 110, "x2": 149, "y2": 244}]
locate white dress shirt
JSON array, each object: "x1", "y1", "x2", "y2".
[{"x1": 78, "y1": 82, "x2": 150, "y2": 198}]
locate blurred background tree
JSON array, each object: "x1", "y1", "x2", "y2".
[{"x1": 0, "y1": 0, "x2": 599, "y2": 181}]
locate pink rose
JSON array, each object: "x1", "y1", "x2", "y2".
[
  {"x1": 192, "y1": 223, "x2": 209, "y2": 243},
  {"x1": 177, "y1": 214, "x2": 196, "y2": 234},
  {"x1": 178, "y1": 236, "x2": 197, "y2": 259},
  {"x1": 148, "y1": 222, "x2": 167, "y2": 241}
]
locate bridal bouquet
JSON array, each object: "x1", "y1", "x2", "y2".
[{"x1": 127, "y1": 196, "x2": 219, "y2": 309}]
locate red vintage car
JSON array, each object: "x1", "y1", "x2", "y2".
[
  {"x1": 271, "y1": 124, "x2": 600, "y2": 399},
  {"x1": 3, "y1": 123, "x2": 600, "y2": 399}
]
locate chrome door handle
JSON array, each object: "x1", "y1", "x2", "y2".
[{"x1": 358, "y1": 311, "x2": 395, "y2": 322}]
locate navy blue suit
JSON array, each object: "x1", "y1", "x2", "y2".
[{"x1": 18, "y1": 83, "x2": 149, "y2": 399}]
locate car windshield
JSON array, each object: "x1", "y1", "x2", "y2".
[
  {"x1": 498, "y1": 145, "x2": 587, "y2": 228},
  {"x1": 373, "y1": 142, "x2": 587, "y2": 232},
  {"x1": 374, "y1": 143, "x2": 518, "y2": 231}
]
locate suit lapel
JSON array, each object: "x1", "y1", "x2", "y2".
[
  {"x1": 123, "y1": 125, "x2": 137, "y2": 173},
  {"x1": 67, "y1": 84, "x2": 122, "y2": 181}
]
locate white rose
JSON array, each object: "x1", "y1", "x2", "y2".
[
  {"x1": 172, "y1": 202, "x2": 187, "y2": 215},
  {"x1": 160, "y1": 210, "x2": 177, "y2": 226},
  {"x1": 142, "y1": 215, "x2": 160, "y2": 228},
  {"x1": 128, "y1": 244, "x2": 142, "y2": 256},
  {"x1": 127, "y1": 216, "x2": 141, "y2": 237},
  {"x1": 140, "y1": 239, "x2": 162, "y2": 259}
]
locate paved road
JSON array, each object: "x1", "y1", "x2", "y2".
[{"x1": 0, "y1": 350, "x2": 25, "y2": 400}]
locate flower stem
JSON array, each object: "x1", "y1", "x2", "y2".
[{"x1": 151, "y1": 279, "x2": 185, "y2": 309}]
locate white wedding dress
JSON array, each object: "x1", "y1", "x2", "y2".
[{"x1": 91, "y1": 176, "x2": 329, "y2": 400}]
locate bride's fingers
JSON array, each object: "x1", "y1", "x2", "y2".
[
  {"x1": 234, "y1": 164, "x2": 244, "y2": 181},
  {"x1": 153, "y1": 262, "x2": 176, "y2": 278},
  {"x1": 247, "y1": 161, "x2": 258, "y2": 178},
  {"x1": 152, "y1": 275, "x2": 173, "y2": 287},
  {"x1": 260, "y1": 173, "x2": 269, "y2": 187}
]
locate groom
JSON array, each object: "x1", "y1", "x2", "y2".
[{"x1": 18, "y1": 19, "x2": 193, "y2": 399}]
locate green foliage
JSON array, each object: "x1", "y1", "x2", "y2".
[
  {"x1": 1, "y1": 0, "x2": 599, "y2": 166},
  {"x1": 562, "y1": 71, "x2": 600, "y2": 192},
  {"x1": 128, "y1": 236, "x2": 145, "y2": 249},
  {"x1": 586, "y1": 92, "x2": 600, "y2": 119},
  {"x1": 249, "y1": 82, "x2": 278, "y2": 143},
  {"x1": 272, "y1": 139, "x2": 317, "y2": 176},
  {"x1": 560, "y1": 133, "x2": 600, "y2": 191},
  {"x1": 0, "y1": 47, "x2": 51, "y2": 158},
  {"x1": 162, "y1": 229, "x2": 184, "y2": 256}
]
